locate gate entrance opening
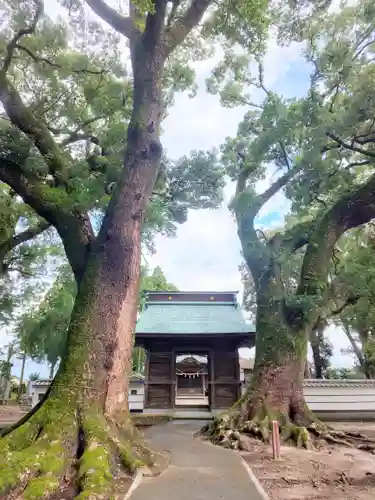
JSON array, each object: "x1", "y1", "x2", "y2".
[
  {"x1": 135, "y1": 291, "x2": 255, "y2": 413},
  {"x1": 175, "y1": 353, "x2": 209, "y2": 407}
]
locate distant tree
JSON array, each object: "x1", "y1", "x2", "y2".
[
  {"x1": 325, "y1": 367, "x2": 363, "y2": 380},
  {"x1": 328, "y1": 227, "x2": 375, "y2": 378},
  {"x1": 0, "y1": 342, "x2": 18, "y2": 403},
  {"x1": 28, "y1": 372, "x2": 40, "y2": 382},
  {"x1": 0, "y1": 184, "x2": 61, "y2": 326},
  {"x1": 17, "y1": 265, "x2": 76, "y2": 378}
]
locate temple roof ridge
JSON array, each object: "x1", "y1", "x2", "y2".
[{"x1": 136, "y1": 290, "x2": 254, "y2": 336}]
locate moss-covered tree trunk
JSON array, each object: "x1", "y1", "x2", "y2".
[
  {"x1": 0, "y1": 45, "x2": 164, "y2": 500},
  {"x1": 239, "y1": 275, "x2": 317, "y2": 446},
  {"x1": 246, "y1": 314, "x2": 308, "y2": 425},
  {"x1": 205, "y1": 167, "x2": 375, "y2": 451}
]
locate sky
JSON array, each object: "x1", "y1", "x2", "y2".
[{"x1": 2, "y1": 0, "x2": 356, "y2": 380}]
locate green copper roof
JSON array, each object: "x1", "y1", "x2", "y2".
[{"x1": 136, "y1": 301, "x2": 254, "y2": 335}]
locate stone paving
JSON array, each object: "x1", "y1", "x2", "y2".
[{"x1": 130, "y1": 421, "x2": 263, "y2": 500}]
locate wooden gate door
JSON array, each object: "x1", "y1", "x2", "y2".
[
  {"x1": 211, "y1": 343, "x2": 240, "y2": 409},
  {"x1": 145, "y1": 342, "x2": 174, "y2": 409}
]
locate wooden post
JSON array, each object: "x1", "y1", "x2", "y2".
[{"x1": 271, "y1": 420, "x2": 281, "y2": 460}]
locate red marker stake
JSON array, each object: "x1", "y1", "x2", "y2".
[{"x1": 271, "y1": 420, "x2": 281, "y2": 460}]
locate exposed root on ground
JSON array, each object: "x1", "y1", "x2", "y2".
[
  {"x1": 0, "y1": 400, "x2": 165, "y2": 499},
  {"x1": 201, "y1": 407, "x2": 375, "y2": 454}
]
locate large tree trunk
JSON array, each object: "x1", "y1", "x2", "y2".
[
  {"x1": 0, "y1": 45, "x2": 164, "y2": 499},
  {"x1": 342, "y1": 324, "x2": 375, "y2": 378},
  {"x1": 243, "y1": 285, "x2": 316, "y2": 431},
  {"x1": 48, "y1": 361, "x2": 56, "y2": 380},
  {"x1": 17, "y1": 351, "x2": 26, "y2": 401},
  {"x1": 205, "y1": 278, "x2": 319, "y2": 449},
  {"x1": 309, "y1": 320, "x2": 328, "y2": 379},
  {"x1": 357, "y1": 328, "x2": 375, "y2": 379}
]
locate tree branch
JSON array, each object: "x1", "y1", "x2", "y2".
[
  {"x1": 268, "y1": 219, "x2": 315, "y2": 256},
  {"x1": 61, "y1": 132, "x2": 100, "y2": 148},
  {"x1": 327, "y1": 289, "x2": 361, "y2": 316},
  {"x1": 7, "y1": 266, "x2": 34, "y2": 277},
  {"x1": 1, "y1": 1, "x2": 44, "y2": 76},
  {"x1": 253, "y1": 165, "x2": 300, "y2": 214},
  {"x1": 0, "y1": 220, "x2": 49, "y2": 272},
  {"x1": 8, "y1": 220, "x2": 50, "y2": 251},
  {"x1": 233, "y1": 161, "x2": 301, "y2": 281},
  {"x1": 257, "y1": 61, "x2": 271, "y2": 97},
  {"x1": 0, "y1": 77, "x2": 70, "y2": 187},
  {"x1": 327, "y1": 132, "x2": 375, "y2": 159},
  {"x1": 166, "y1": 0, "x2": 181, "y2": 26},
  {"x1": 279, "y1": 141, "x2": 291, "y2": 169},
  {"x1": 15, "y1": 44, "x2": 107, "y2": 75},
  {"x1": 342, "y1": 322, "x2": 366, "y2": 372},
  {"x1": 297, "y1": 171, "x2": 375, "y2": 312},
  {"x1": 84, "y1": 0, "x2": 141, "y2": 41},
  {"x1": 345, "y1": 159, "x2": 371, "y2": 169},
  {"x1": 0, "y1": 158, "x2": 94, "y2": 283},
  {"x1": 143, "y1": 0, "x2": 169, "y2": 50},
  {"x1": 162, "y1": 0, "x2": 212, "y2": 57},
  {"x1": 237, "y1": 214, "x2": 270, "y2": 285},
  {"x1": 355, "y1": 136, "x2": 375, "y2": 145},
  {"x1": 234, "y1": 187, "x2": 270, "y2": 284},
  {"x1": 235, "y1": 169, "x2": 248, "y2": 196},
  {"x1": 48, "y1": 116, "x2": 106, "y2": 136}
]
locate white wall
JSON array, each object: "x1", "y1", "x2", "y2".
[
  {"x1": 129, "y1": 381, "x2": 145, "y2": 411},
  {"x1": 29, "y1": 378, "x2": 375, "y2": 417},
  {"x1": 303, "y1": 379, "x2": 375, "y2": 412}
]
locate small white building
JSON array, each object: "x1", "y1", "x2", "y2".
[
  {"x1": 27, "y1": 379, "x2": 51, "y2": 408},
  {"x1": 128, "y1": 374, "x2": 145, "y2": 412},
  {"x1": 27, "y1": 375, "x2": 146, "y2": 411}
]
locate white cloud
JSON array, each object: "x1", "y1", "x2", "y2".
[
  {"x1": 149, "y1": 206, "x2": 242, "y2": 292},
  {"x1": 157, "y1": 39, "x2": 304, "y2": 288}
]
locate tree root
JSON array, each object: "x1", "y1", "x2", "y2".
[
  {"x1": 0, "y1": 399, "x2": 160, "y2": 499},
  {"x1": 202, "y1": 409, "x2": 375, "y2": 454}
]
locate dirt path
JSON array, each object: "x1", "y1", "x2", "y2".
[
  {"x1": 0, "y1": 405, "x2": 24, "y2": 429},
  {"x1": 243, "y1": 439, "x2": 375, "y2": 500},
  {"x1": 131, "y1": 421, "x2": 263, "y2": 500}
]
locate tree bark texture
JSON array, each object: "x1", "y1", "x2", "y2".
[
  {"x1": 18, "y1": 352, "x2": 26, "y2": 400},
  {"x1": 0, "y1": 41, "x2": 165, "y2": 500},
  {"x1": 243, "y1": 280, "x2": 314, "y2": 428},
  {"x1": 309, "y1": 320, "x2": 328, "y2": 379},
  {"x1": 310, "y1": 335, "x2": 323, "y2": 379}
]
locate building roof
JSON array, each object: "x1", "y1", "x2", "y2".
[
  {"x1": 303, "y1": 379, "x2": 375, "y2": 387},
  {"x1": 29, "y1": 379, "x2": 51, "y2": 387},
  {"x1": 136, "y1": 291, "x2": 254, "y2": 336}
]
